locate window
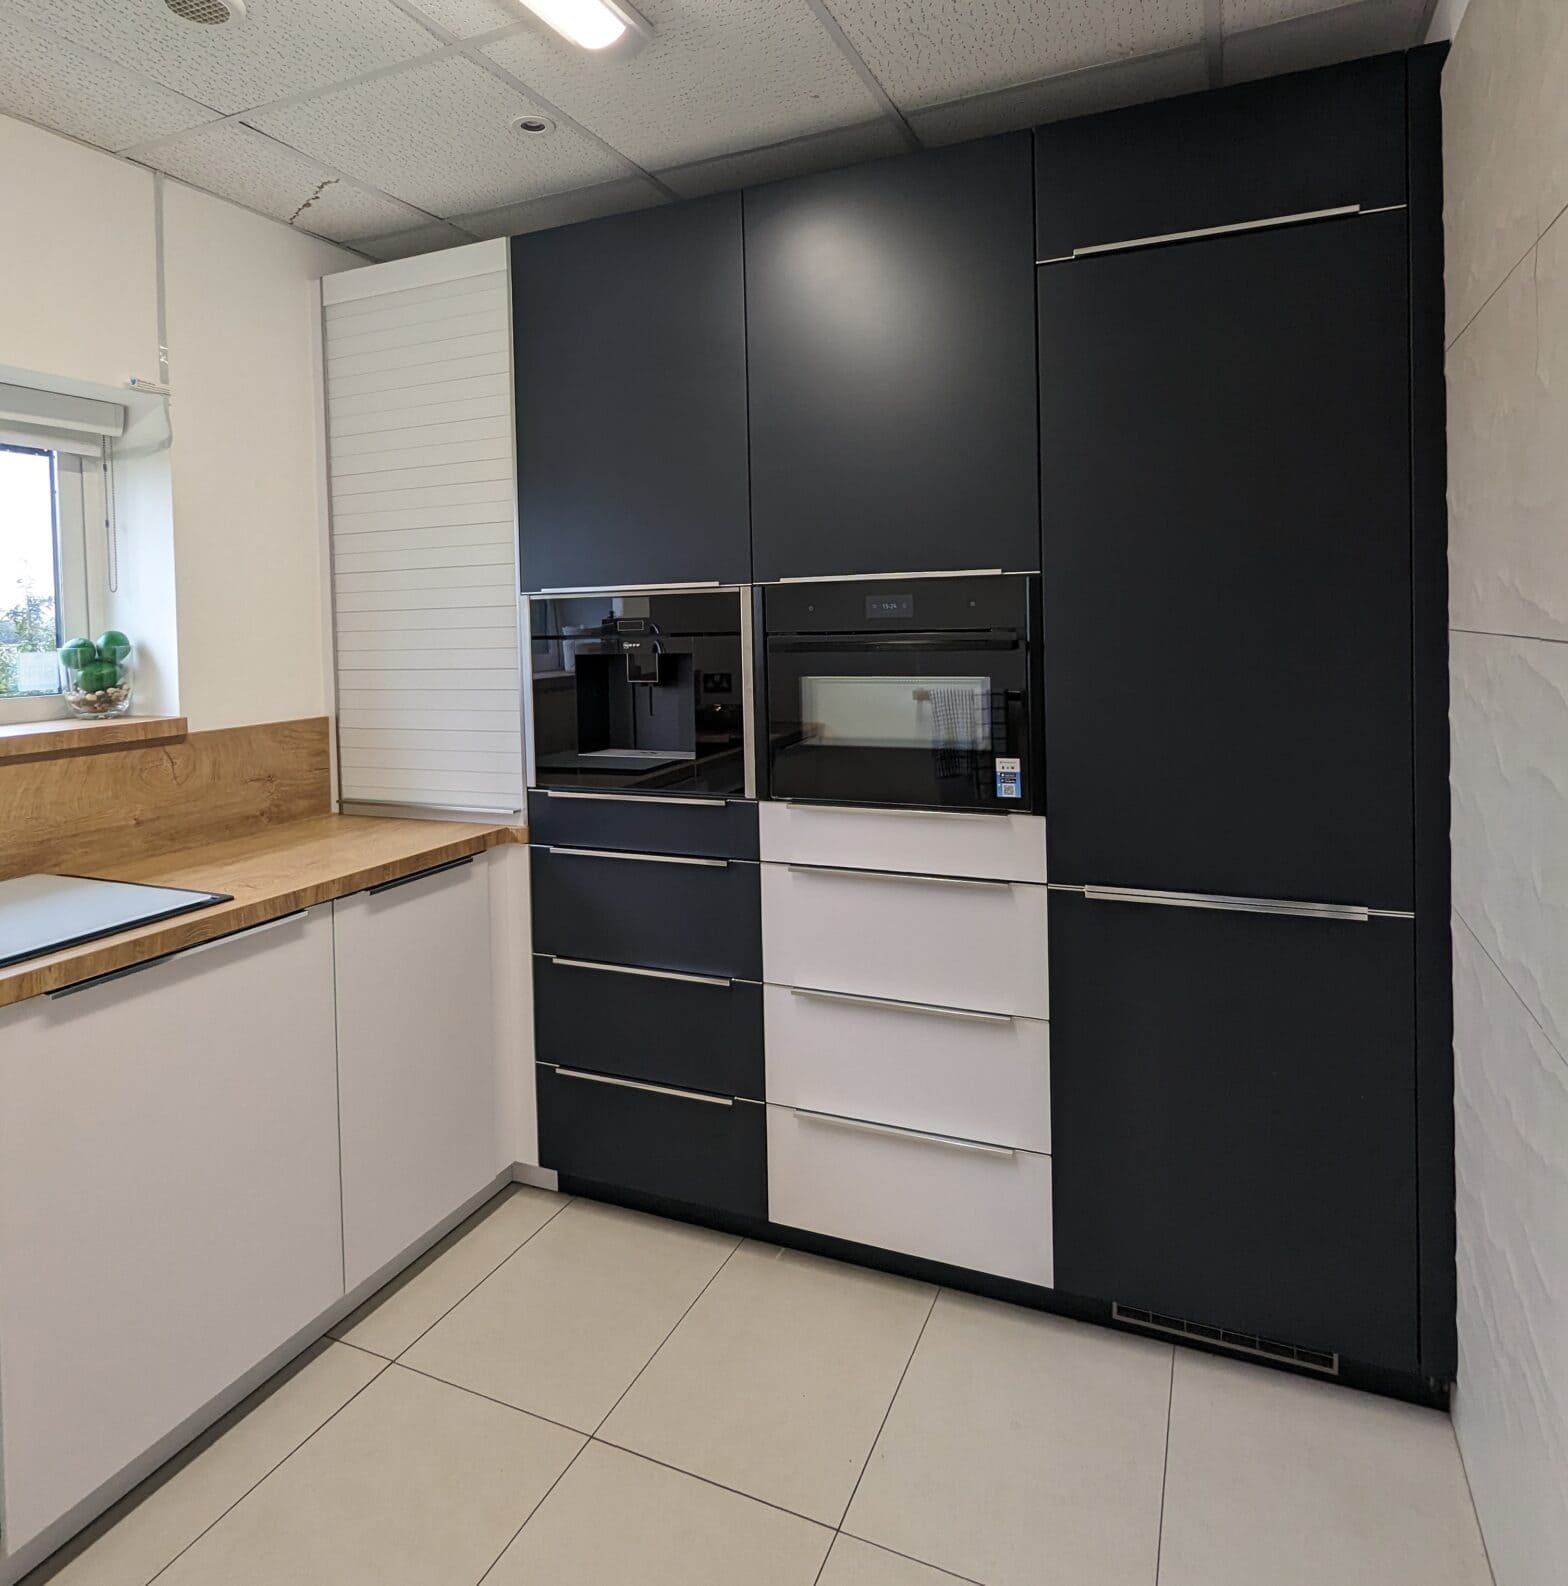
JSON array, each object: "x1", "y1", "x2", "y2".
[{"x1": 0, "y1": 380, "x2": 118, "y2": 725}]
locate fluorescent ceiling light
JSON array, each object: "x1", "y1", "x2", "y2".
[{"x1": 517, "y1": 0, "x2": 642, "y2": 50}]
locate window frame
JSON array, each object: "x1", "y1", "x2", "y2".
[{"x1": 0, "y1": 444, "x2": 97, "y2": 725}]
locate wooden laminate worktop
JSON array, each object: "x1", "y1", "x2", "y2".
[{"x1": 0, "y1": 813, "x2": 526, "y2": 1010}]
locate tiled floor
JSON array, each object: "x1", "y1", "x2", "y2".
[{"x1": 27, "y1": 1186, "x2": 1496, "y2": 1586}]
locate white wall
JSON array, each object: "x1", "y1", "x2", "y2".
[
  {"x1": 0, "y1": 112, "x2": 356, "y2": 731},
  {"x1": 1442, "y1": 3, "x2": 1568, "y2": 1584}
]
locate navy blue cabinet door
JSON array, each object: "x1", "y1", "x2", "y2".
[
  {"x1": 1039, "y1": 213, "x2": 1413, "y2": 910},
  {"x1": 512, "y1": 195, "x2": 749, "y2": 591},
  {"x1": 1049, "y1": 889, "x2": 1419, "y2": 1372},
  {"x1": 746, "y1": 135, "x2": 1039, "y2": 582}
]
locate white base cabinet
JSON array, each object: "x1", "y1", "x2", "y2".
[
  {"x1": 0, "y1": 910, "x2": 344, "y2": 1555},
  {"x1": 767, "y1": 1104, "x2": 1053, "y2": 1288},
  {"x1": 334, "y1": 856, "x2": 499, "y2": 1291}
]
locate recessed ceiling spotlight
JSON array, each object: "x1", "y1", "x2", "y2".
[
  {"x1": 516, "y1": 0, "x2": 650, "y2": 53},
  {"x1": 163, "y1": 0, "x2": 247, "y2": 23},
  {"x1": 511, "y1": 112, "x2": 557, "y2": 137}
]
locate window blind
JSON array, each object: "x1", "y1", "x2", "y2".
[{"x1": 322, "y1": 242, "x2": 524, "y2": 817}]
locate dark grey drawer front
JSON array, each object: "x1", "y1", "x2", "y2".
[
  {"x1": 533, "y1": 954, "x2": 763, "y2": 1100},
  {"x1": 537, "y1": 1063, "x2": 766, "y2": 1219},
  {"x1": 531, "y1": 846, "x2": 762, "y2": 980},
  {"x1": 527, "y1": 792, "x2": 759, "y2": 860}
]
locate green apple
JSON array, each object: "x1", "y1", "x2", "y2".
[
  {"x1": 59, "y1": 637, "x2": 95, "y2": 671},
  {"x1": 94, "y1": 629, "x2": 132, "y2": 662}
]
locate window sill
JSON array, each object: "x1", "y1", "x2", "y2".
[{"x1": 0, "y1": 715, "x2": 187, "y2": 765}]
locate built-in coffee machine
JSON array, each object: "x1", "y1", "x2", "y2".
[{"x1": 526, "y1": 588, "x2": 752, "y2": 798}]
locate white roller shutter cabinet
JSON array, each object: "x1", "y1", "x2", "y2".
[{"x1": 322, "y1": 242, "x2": 524, "y2": 816}]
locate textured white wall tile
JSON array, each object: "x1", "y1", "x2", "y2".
[
  {"x1": 483, "y1": 0, "x2": 884, "y2": 172},
  {"x1": 828, "y1": 0, "x2": 1204, "y2": 111},
  {"x1": 659, "y1": 120, "x2": 907, "y2": 198},
  {"x1": 3, "y1": 0, "x2": 439, "y2": 118},
  {"x1": 0, "y1": 22, "x2": 218, "y2": 151},
  {"x1": 908, "y1": 46, "x2": 1206, "y2": 146},
  {"x1": 1452, "y1": 918, "x2": 1568, "y2": 1586},
  {"x1": 1450, "y1": 630, "x2": 1568, "y2": 1060},
  {"x1": 1447, "y1": 247, "x2": 1568, "y2": 643},
  {"x1": 1442, "y1": 0, "x2": 1540, "y2": 339},
  {"x1": 456, "y1": 175, "x2": 667, "y2": 238},
  {"x1": 138, "y1": 123, "x2": 426, "y2": 243},
  {"x1": 249, "y1": 55, "x2": 626, "y2": 218},
  {"x1": 1223, "y1": 0, "x2": 1425, "y2": 85}
]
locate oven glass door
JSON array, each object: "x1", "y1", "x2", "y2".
[{"x1": 765, "y1": 632, "x2": 1032, "y2": 811}]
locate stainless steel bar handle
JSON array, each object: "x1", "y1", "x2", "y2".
[
  {"x1": 553, "y1": 1067, "x2": 733, "y2": 1107},
  {"x1": 775, "y1": 568, "x2": 1004, "y2": 584},
  {"x1": 789, "y1": 986, "x2": 1011, "y2": 1024},
  {"x1": 543, "y1": 790, "x2": 727, "y2": 808},
  {"x1": 534, "y1": 581, "x2": 726, "y2": 594},
  {"x1": 550, "y1": 956, "x2": 731, "y2": 990},
  {"x1": 773, "y1": 801, "x2": 1001, "y2": 823},
  {"x1": 794, "y1": 1108, "x2": 1015, "y2": 1158},
  {"x1": 547, "y1": 846, "x2": 729, "y2": 869},
  {"x1": 785, "y1": 863, "x2": 1008, "y2": 891},
  {"x1": 1037, "y1": 203, "x2": 1366, "y2": 264},
  {"x1": 1079, "y1": 884, "x2": 1371, "y2": 922}
]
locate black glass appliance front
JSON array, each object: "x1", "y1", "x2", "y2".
[
  {"x1": 528, "y1": 589, "x2": 748, "y2": 798},
  {"x1": 763, "y1": 574, "x2": 1042, "y2": 813}
]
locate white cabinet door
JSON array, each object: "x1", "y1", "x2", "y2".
[
  {"x1": 759, "y1": 802, "x2": 1047, "y2": 883},
  {"x1": 767, "y1": 1105, "x2": 1053, "y2": 1288},
  {"x1": 764, "y1": 984, "x2": 1050, "y2": 1152},
  {"x1": 334, "y1": 856, "x2": 498, "y2": 1291},
  {"x1": 761, "y1": 862, "x2": 1049, "y2": 1017},
  {"x1": 0, "y1": 910, "x2": 343, "y2": 1554}
]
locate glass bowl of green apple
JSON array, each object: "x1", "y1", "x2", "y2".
[{"x1": 58, "y1": 631, "x2": 134, "y2": 718}]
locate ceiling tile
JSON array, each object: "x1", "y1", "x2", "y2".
[
  {"x1": 247, "y1": 54, "x2": 627, "y2": 218},
  {"x1": 1223, "y1": 0, "x2": 1410, "y2": 28},
  {"x1": 659, "y1": 119, "x2": 908, "y2": 198},
  {"x1": 456, "y1": 174, "x2": 667, "y2": 237},
  {"x1": 137, "y1": 122, "x2": 428, "y2": 242},
  {"x1": 352, "y1": 220, "x2": 480, "y2": 260},
  {"x1": 4, "y1": 0, "x2": 441, "y2": 117},
  {"x1": 907, "y1": 45, "x2": 1209, "y2": 146},
  {"x1": 482, "y1": 0, "x2": 887, "y2": 171},
  {"x1": 1223, "y1": 0, "x2": 1426, "y2": 84},
  {"x1": 826, "y1": 0, "x2": 1207, "y2": 113},
  {"x1": 398, "y1": 0, "x2": 524, "y2": 37},
  {"x1": 0, "y1": 17, "x2": 219, "y2": 151}
]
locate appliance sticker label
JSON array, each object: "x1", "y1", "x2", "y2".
[{"x1": 995, "y1": 757, "x2": 1022, "y2": 800}]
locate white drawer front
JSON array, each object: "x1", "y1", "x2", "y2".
[
  {"x1": 767, "y1": 1105, "x2": 1053, "y2": 1287},
  {"x1": 764, "y1": 984, "x2": 1050, "y2": 1152},
  {"x1": 761, "y1": 862, "x2": 1048, "y2": 1017},
  {"x1": 759, "y1": 802, "x2": 1047, "y2": 883}
]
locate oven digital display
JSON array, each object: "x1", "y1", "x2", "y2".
[{"x1": 865, "y1": 592, "x2": 914, "y2": 620}]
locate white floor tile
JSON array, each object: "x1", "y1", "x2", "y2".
[
  {"x1": 401, "y1": 1199, "x2": 738, "y2": 1432},
  {"x1": 1157, "y1": 1351, "x2": 1494, "y2": 1586},
  {"x1": 817, "y1": 1534, "x2": 977, "y2": 1586},
  {"x1": 844, "y1": 1290, "x2": 1172, "y2": 1586},
  {"x1": 333, "y1": 1186, "x2": 568, "y2": 1359},
  {"x1": 30, "y1": 1342, "x2": 383, "y2": 1586},
  {"x1": 600, "y1": 1242, "x2": 935, "y2": 1525},
  {"x1": 485, "y1": 1440, "x2": 832, "y2": 1585},
  {"x1": 153, "y1": 1365, "x2": 582, "y2": 1586}
]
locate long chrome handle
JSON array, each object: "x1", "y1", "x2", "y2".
[
  {"x1": 1038, "y1": 204, "x2": 1365, "y2": 263},
  {"x1": 543, "y1": 790, "x2": 727, "y2": 809},
  {"x1": 550, "y1": 956, "x2": 731, "y2": 990},
  {"x1": 534, "y1": 580, "x2": 726, "y2": 594},
  {"x1": 547, "y1": 845, "x2": 728, "y2": 869},
  {"x1": 794, "y1": 1108, "x2": 1014, "y2": 1158},
  {"x1": 773, "y1": 801, "x2": 1002, "y2": 823},
  {"x1": 788, "y1": 986, "x2": 1011, "y2": 1024},
  {"x1": 49, "y1": 910, "x2": 309, "y2": 999},
  {"x1": 552, "y1": 1067, "x2": 732, "y2": 1107},
  {"x1": 1076, "y1": 884, "x2": 1372, "y2": 922},
  {"x1": 785, "y1": 863, "x2": 1008, "y2": 892},
  {"x1": 775, "y1": 568, "x2": 1004, "y2": 584}
]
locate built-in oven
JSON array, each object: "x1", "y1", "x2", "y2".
[
  {"x1": 762, "y1": 574, "x2": 1043, "y2": 814},
  {"x1": 527, "y1": 587, "x2": 753, "y2": 799}
]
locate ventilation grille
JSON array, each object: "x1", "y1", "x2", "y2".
[
  {"x1": 1112, "y1": 1304, "x2": 1339, "y2": 1375},
  {"x1": 164, "y1": 0, "x2": 243, "y2": 24}
]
